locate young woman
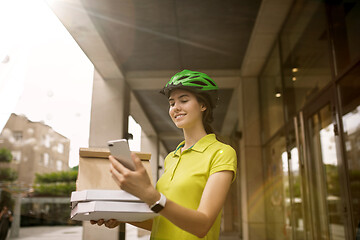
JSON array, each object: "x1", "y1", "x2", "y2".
[{"x1": 91, "y1": 70, "x2": 237, "y2": 239}]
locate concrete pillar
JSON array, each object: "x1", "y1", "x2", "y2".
[
  {"x1": 140, "y1": 131, "x2": 159, "y2": 184},
  {"x1": 89, "y1": 70, "x2": 130, "y2": 147},
  {"x1": 9, "y1": 193, "x2": 21, "y2": 239},
  {"x1": 83, "y1": 69, "x2": 130, "y2": 240},
  {"x1": 239, "y1": 77, "x2": 266, "y2": 240}
]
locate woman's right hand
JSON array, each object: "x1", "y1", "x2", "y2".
[{"x1": 90, "y1": 219, "x2": 121, "y2": 229}]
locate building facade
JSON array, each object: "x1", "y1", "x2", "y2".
[
  {"x1": 0, "y1": 113, "x2": 70, "y2": 186},
  {"x1": 258, "y1": 1, "x2": 360, "y2": 239}
]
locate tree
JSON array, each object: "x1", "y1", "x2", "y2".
[
  {"x1": 0, "y1": 148, "x2": 15, "y2": 209},
  {"x1": 0, "y1": 148, "x2": 12, "y2": 163},
  {"x1": 0, "y1": 168, "x2": 17, "y2": 181},
  {"x1": 0, "y1": 147, "x2": 17, "y2": 181},
  {"x1": 33, "y1": 170, "x2": 77, "y2": 197}
]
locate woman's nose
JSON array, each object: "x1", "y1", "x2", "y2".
[{"x1": 172, "y1": 103, "x2": 181, "y2": 112}]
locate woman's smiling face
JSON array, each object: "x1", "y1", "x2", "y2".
[{"x1": 168, "y1": 89, "x2": 206, "y2": 130}]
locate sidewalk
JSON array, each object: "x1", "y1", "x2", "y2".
[
  {"x1": 10, "y1": 226, "x2": 82, "y2": 240},
  {"x1": 9, "y1": 225, "x2": 150, "y2": 240},
  {"x1": 9, "y1": 226, "x2": 238, "y2": 240}
]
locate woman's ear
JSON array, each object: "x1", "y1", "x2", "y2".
[{"x1": 201, "y1": 104, "x2": 207, "y2": 112}]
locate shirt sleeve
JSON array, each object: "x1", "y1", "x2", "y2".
[{"x1": 209, "y1": 145, "x2": 237, "y2": 182}]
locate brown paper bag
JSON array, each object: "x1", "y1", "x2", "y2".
[{"x1": 77, "y1": 148, "x2": 152, "y2": 191}]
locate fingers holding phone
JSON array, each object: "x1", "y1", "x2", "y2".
[
  {"x1": 109, "y1": 153, "x2": 154, "y2": 202},
  {"x1": 108, "y1": 139, "x2": 136, "y2": 171}
]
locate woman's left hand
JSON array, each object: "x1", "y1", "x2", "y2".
[
  {"x1": 90, "y1": 219, "x2": 121, "y2": 229},
  {"x1": 109, "y1": 153, "x2": 159, "y2": 205}
]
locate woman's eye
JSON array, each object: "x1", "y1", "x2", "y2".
[{"x1": 169, "y1": 103, "x2": 175, "y2": 107}]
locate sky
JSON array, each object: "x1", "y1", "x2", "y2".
[
  {"x1": 0, "y1": 0, "x2": 94, "y2": 167},
  {"x1": 0, "y1": 0, "x2": 142, "y2": 168}
]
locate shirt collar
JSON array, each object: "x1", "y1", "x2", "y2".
[{"x1": 173, "y1": 134, "x2": 217, "y2": 156}]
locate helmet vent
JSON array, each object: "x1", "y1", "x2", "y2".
[
  {"x1": 177, "y1": 76, "x2": 188, "y2": 81},
  {"x1": 190, "y1": 81, "x2": 207, "y2": 86},
  {"x1": 204, "y1": 78, "x2": 216, "y2": 87}
]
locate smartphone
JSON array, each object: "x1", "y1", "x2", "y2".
[{"x1": 107, "y1": 139, "x2": 135, "y2": 171}]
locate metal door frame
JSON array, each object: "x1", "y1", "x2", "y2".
[{"x1": 297, "y1": 85, "x2": 353, "y2": 239}]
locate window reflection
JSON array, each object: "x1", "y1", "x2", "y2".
[
  {"x1": 329, "y1": 0, "x2": 360, "y2": 75},
  {"x1": 260, "y1": 43, "x2": 284, "y2": 142},
  {"x1": 280, "y1": 0, "x2": 332, "y2": 116},
  {"x1": 282, "y1": 151, "x2": 291, "y2": 233},
  {"x1": 309, "y1": 105, "x2": 346, "y2": 239},
  {"x1": 338, "y1": 62, "x2": 360, "y2": 237},
  {"x1": 290, "y1": 148, "x2": 305, "y2": 234},
  {"x1": 342, "y1": 105, "x2": 360, "y2": 236},
  {"x1": 264, "y1": 133, "x2": 289, "y2": 239},
  {"x1": 282, "y1": 147, "x2": 306, "y2": 239}
]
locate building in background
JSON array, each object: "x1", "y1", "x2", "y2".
[{"x1": 0, "y1": 113, "x2": 70, "y2": 186}]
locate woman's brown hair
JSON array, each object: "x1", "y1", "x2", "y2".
[{"x1": 194, "y1": 92, "x2": 215, "y2": 134}]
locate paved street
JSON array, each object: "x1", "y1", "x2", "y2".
[
  {"x1": 10, "y1": 226, "x2": 82, "y2": 240},
  {"x1": 8, "y1": 225, "x2": 150, "y2": 240},
  {"x1": 7, "y1": 225, "x2": 239, "y2": 240},
  {"x1": 7, "y1": 226, "x2": 239, "y2": 240}
]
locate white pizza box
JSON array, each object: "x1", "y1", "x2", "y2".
[
  {"x1": 71, "y1": 190, "x2": 141, "y2": 208},
  {"x1": 71, "y1": 200, "x2": 158, "y2": 222}
]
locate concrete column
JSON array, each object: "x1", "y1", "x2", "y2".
[
  {"x1": 89, "y1": 70, "x2": 130, "y2": 147},
  {"x1": 83, "y1": 69, "x2": 130, "y2": 240},
  {"x1": 140, "y1": 131, "x2": 159, "y2": 184},
  {"x1": 239, "y1": 77, "x2": 266, "y2": 240},
  {"x1": 9, "y1": 193, "x2": 21, "y2": 238},
  {"x1": 137, "y1": 131, "x2": 159, "y2": 238}
]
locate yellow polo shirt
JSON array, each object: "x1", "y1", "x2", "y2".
[{"x1": 150, "y1": 134, "x2": 237, "y2": 240}]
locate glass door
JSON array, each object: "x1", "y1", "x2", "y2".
[
  {"x1": 300, "y1": 88, "x2": 349, "y2": 240},
  {"x1": 337, "y1": 62, "x2": 360, "y2": 239},
  {"x1": 289, "y1": 118, "x2": 312, "y2": 240}
]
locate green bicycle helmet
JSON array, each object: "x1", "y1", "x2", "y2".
[{"x1": 160, "y1": 70, "x2": 219, "y2": 107}]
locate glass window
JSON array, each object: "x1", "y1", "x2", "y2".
[
  {"x1": 308, "y1": 104, "x2": 346, "y2": 239},
  {"x1": 260, "y1": 43, "x2": 284, "y2": 142},
  {"x1": 338, "y1": 64, "x2": 360, "y2": 237},
  {"x1": 329, "y1": 0, "x2": 360, "y2": 75},
  {"x1": 280, "y1": 0, "x2": 332, "y2": 117},
  {"x1": 11, "y1": 150, "x2": 21, "y2": 163},
  {"x1": 57, "y1": 143, "x2": 64, "y2": 154},
  {"x1": 287, "y1": 124, "x2": 309, "y2": 239},
  {"x1": 263, "y1": 132, "x2": 290, "y2": 239},
  {"x1": 43, "y1": 135, "x2": 51, "y2": 148},
  {"x1": 13, "y1": 131, "x2": 23, "y2": 142},
  {"x1": 56, "y1": 160, "x2": 62, "y2": 171},
  {"x1": 42, "y1": 153, "x2": 49, "y2": 166},
  {"x1": 289, "y1": 147, "x2": 306, "y2": 238}
]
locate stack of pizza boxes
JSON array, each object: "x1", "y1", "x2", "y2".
[{"x1": 70, "y1": 148, "x2": 157, "y2": 222}]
